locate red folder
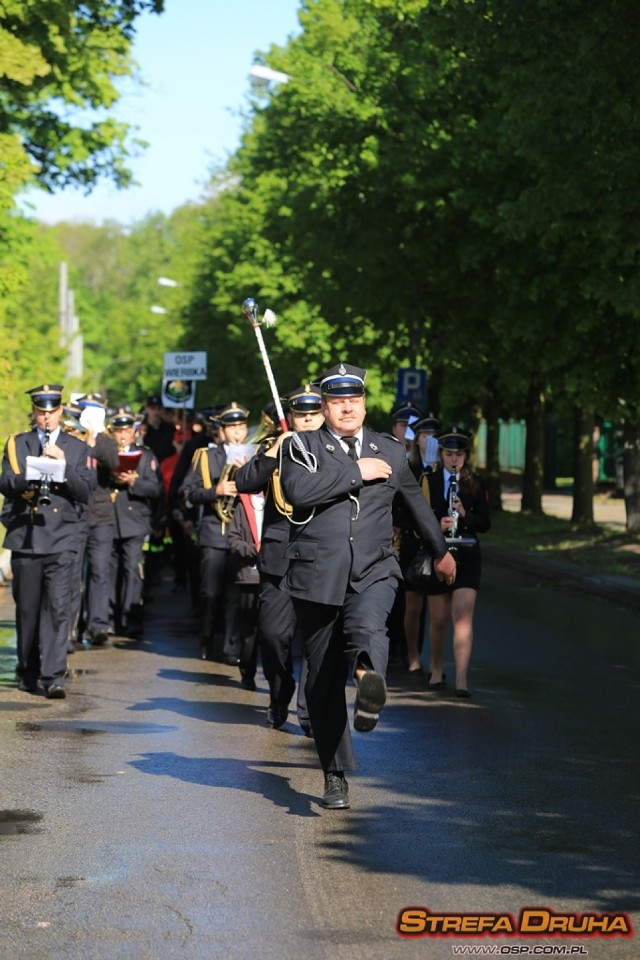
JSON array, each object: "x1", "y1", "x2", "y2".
[{"x1": 117, "y1": 450, "x2": 142, "y2": 471}]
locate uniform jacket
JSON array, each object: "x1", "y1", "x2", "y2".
[
  {"x1": 110, "y1": 445, "x2": 163, "y2": 539},
  {"x1": 142, "y1": 419, "x2": 176, "y2": 463},
  {"x1": 0, "y1": 428, "x2": 96, "y2": 554},
  {"x1": 427, "y1": 469, "x2": 491, "y2": 541},
  {"x1": 226, "y1": 496, "x2": 262, "y2": 586},
  {"x1": 179, "y1": 443, "x2": 230, "y2": 549},
  {"x1": 235, "y1": 448, "x2": 290, "y2": 578},
  {"x1": 87, "y1": 432, "x2": 120, "y2": 527},
  {"x1": 279, "y1": 425, "x2": 449, "y2": 605}
]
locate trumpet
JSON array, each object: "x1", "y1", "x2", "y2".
[{"x1": 38, "y1": 428, "x2": 52, "y2": 506}]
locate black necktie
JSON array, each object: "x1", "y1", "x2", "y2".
[{"x1": 343, "y1": 436, "x2": 359, "y2": 461}]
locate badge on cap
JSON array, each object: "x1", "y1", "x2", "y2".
[{"x1": 26, "y1": 384, "x2": 64, "y2": 411}]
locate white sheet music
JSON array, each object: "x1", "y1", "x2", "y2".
[
  {"x1": 25, "y1": 456, "x2": 66, "y2": 483},
  {"x1": 225, "y1": 443, "x2": 257, "y2": 465}
]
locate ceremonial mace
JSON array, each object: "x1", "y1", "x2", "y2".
[{"x1": 241, "y1": 298, "x2": 288, "y2": 433}]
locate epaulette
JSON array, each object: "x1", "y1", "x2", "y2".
[{"x1": 6, "y1": 435, "x2": 20, "y2": 474}]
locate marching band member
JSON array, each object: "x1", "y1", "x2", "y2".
[
  {"x1": 278, "y1": 363, "x2": 455, "y2": 810},
  {"x1": 401, "y1": 414, "x2": 442, "y2": 675},
  {"x1": 179, "y1": 402, "x2": 249, "y2": 663},
  {"x1": 235, "y1": 385, "x2": 324, "y2": 732},
  {"x1": 425, "y1": 427, "x2": 491, "y2": 697},
  {"x1": 0, "y1": 385, "x2": 96, "y2": 697},
  {"x1": 108, "y1": 407, "x2": 163, "y2": 639},
  {"x1": 390, "y1": 402, "x2": 423, "y2": 452},
  {"x1": 79, "y1": 394, "x2": 120, "y2": 647}
]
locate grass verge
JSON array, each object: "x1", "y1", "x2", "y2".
[{"x1": 489, "y1": 509, "x2": 640, "y2": 580}]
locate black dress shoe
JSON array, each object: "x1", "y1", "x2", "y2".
[
  {"x1": 299, "y1": 722, "x2": 314, "y2": 738},
  {"x1": 89, "y1": 630, "x2": 109, "y2": 647},
  {"x1": 240, "y1": 675, "x2": 256, "y2": 691},
  {"x1": 223, "y1": 655, "x2": 241, "y2": 666},
  {"x1": 321, "y1": 772, "x2": 350, "y2": 809},
  {"x1": 455, "y1": 688, "x2": 471, "y2": 699},
  {"x1": 17, "y1": 677, "x2": 38, "y2": 694},
  {"x1": 353, "y1": 670, "x2": 387, "y2": 732},
  {"x1": 266, "y1": 704, "x2": 288, "y2": 728},
  {"x1": 44, "y1": 683, "x2": 66, "y2": 699}
]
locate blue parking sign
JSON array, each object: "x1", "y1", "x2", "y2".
[{"x1": 396, "y1": 367, "x2": 427, "y2": 410}]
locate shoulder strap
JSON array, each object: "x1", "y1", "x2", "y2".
[
  {"x1": 419, "y1": 472, "x2": 431, "y2": 506},
  {"x1": 6, "y1": 435, "x2": 20, "y2": 475},
  {"x1": 197, "y1": 447, "x2": 213, "y2": 489}
]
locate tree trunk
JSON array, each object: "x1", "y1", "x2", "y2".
[
  {"x1": 483, "y1": 394, "x2": 502, "y2": 512},
  {"x1": 521, "y1": 383, "x2": 545, "y2": 514},
  {"x1": 571, "y1": 404, "x2": 595, "y2": 526},
  {"x1": 426, "y1": 361, "x2": 445, "y2": 419},
  {"x1": 623, "y1": 421, "x2": 640, "y2": 533}
]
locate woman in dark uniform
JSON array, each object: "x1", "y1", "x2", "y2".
[
  {"x1": 426, "y1": 427, "x2": 490, "y2": 697},
  {"x1": 394, "y1": 414, "x2": 441, "y2": 675}
]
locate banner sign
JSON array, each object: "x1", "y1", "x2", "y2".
[{"x1": 163, "y1": 351, "x2": 207, "y2": 381}]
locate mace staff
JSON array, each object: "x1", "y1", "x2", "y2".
[{"x1": 241, "y1": 297, "x2": 288, "y2": 433}]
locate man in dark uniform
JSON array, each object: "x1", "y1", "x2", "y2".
[
  {"x1": 108, "y1": 407, "x2": 163, "y2": 638},
  {"x1": 78, "y1": 394, "x2": 120, "y2": 646},
  {"x1": 0, "y1": 384, "x2": 96, "y2": 697},
  {"x1": 278, "y1": 364, "x2": 456, "y2": 809},
  {"x1": 168, "y1": 408, "x2": 223, "y2": 612},
  {"x1": 179, "y1": 402, "x2": 250, "y2": 663},
  {"x1": 141, "y1": 394, "x2": 176, "y2": 463},
  {"x1": 235, "y1": 385, "x2": 324, "y2": 732}
]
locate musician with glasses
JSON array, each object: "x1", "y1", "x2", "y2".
[
  {"x1": 179, "y1": 402, "x2": 250, "y2": 663},
  {"x1": 278, "y1": 363, "x2": 456, "y2": 810},
  {"x1": 425, "y1": 427, "x2": 491, "y2": 698},
  {"x1": 0, "y1": 384, "x2": 96, "y2": 698}
]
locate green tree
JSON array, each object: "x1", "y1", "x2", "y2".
[{"x1": 0, "y1": 0, "x2": 164, "y2": 194}]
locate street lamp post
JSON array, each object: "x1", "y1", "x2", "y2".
[{"x1": 249, "y1": 64, "x2": 291, "y2": 88}]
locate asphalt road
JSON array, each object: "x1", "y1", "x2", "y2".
[{"x1": 1, "y1": 560, "x2": 638, "y2": 960}]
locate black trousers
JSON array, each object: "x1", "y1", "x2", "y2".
[
  {"x1": 12, "y1": 550, "x2": 77, "y2": 684},
  {"x1": 110, "y1": 535, "x2": 145, "y2": 632},
  {"x1": 85, "y1": 523, "x2": 115, "y2": 634},
  {"x1": 236, "y1": 584, "x2": 260, "y2": 680},
  {"x1": 258, "y1": 574, "x2": 298, "y2": 709},
  {"x1": 292, "y1": 576, "x2": 398, "y2": 773}
]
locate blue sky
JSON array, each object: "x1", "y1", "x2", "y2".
[{"x1": 19, "y1": 0, "x2": 301, "y2": 225}]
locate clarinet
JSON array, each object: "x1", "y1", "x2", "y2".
[
  {"x1": 38, "y1": 428, "x2": 52, "y2": 506},
  {"x1": 448, "y1": 471, "x2": 459, "y2": 539}
]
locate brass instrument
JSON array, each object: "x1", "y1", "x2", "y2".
[
  {"x1": 214, "y1": 462, "x2": 239, "y2": 527},
  {"x1": 214, "y1": 414, "x2": 279, "y2": 527},
  {"x1": 38, "y1": 428, "x2": 52, "y2": 506},
  {"x1": 62, "y1": 411, "x2": 88, "y2": 439}
]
